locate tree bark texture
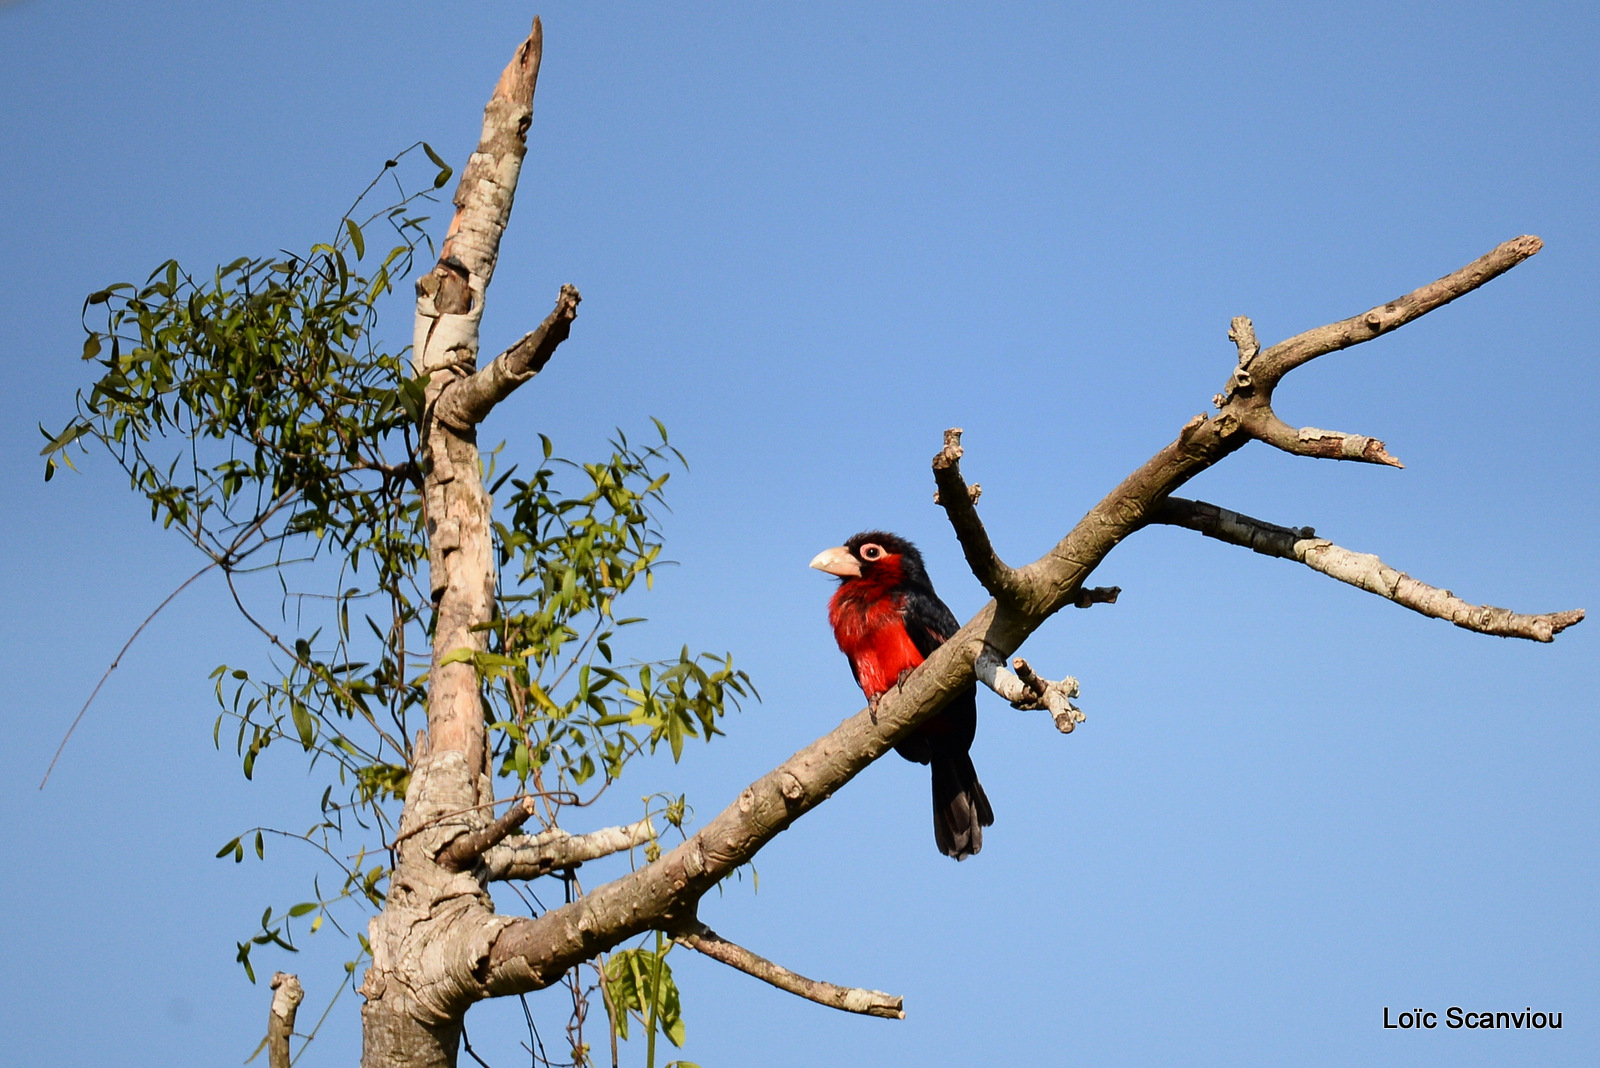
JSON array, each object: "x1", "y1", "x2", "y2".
[
  {"x1": 361, "y1": 21, "x2": 548, "y2": 1067},
  {"x1": 267, "y1": 972, "x2": 303, "y2": 1068},
  {"x1": 357, "y1": 18, "x2": 1583, "y2": 1066}
]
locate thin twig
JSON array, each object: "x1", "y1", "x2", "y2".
[{"x1": 40, "y1": 560, "x2": 217, "y2": 788}]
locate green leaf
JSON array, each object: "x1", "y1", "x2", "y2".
[
  {"x1": 288, "y1": 901, "x2": 318, "y2": 917},
  {"x1": 344, "y1": 218, "x2": 366, "y2": 260},
  {"x1": 422, "y1": 142, "x2": 454, "y2": 188},
  {"x1": 216, "y1": 836, "x2": 242, "y2": 859},
  {"x1": 84, "y1": 283, "x2": 131, "y2": 306},
  {"x1": 236, "y1": 941, "x2": 256, "y2": 983},
  {"x1": 668, "y1": 713, "x2": 684, "y2": 762},
  {"x1": 38, "y1": 420, "x2": 90, "y2": 457},
  {"x1": 291, "y1": 701, "x2": 316, "y2": 750},
  {"x1": 602, "y1": 945, "x2": 685, "y2": 1049}
]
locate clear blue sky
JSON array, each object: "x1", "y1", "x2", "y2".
[{"x1": 2, "y1": 2, "x2": 1596, "y2": 1065}]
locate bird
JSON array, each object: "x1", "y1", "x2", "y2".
[{"x1": 810, "y1": 531, "x2": 993, "y2": 859}]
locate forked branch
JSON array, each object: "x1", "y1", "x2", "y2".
[
  {"x1": 672, "y1": 920, "x2": 905, "y2": 1020},
  {"x1": 975, "y1": 648, "x2": 1084, "y2": 733},
  {"x1": 1217, "y1": 237, "x2": 1544, "y2": 469},
  {"x1": 476, "y1": 238, "x2": 1577, "y2": 1009},
  {"x1": 1152, "y1": 497, "x2": 1585, "y2": 642}
]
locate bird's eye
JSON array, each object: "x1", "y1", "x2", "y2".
[{"x1": 860, "y1": 544, "x2": 883, "y2": 560}]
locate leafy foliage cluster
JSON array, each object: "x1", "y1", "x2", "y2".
[
  {"x1": 603, "y1": 934, "x2": 696, "y2": 1068},
  {"x1": 46, "y1": 148, "x2": 751, "y2": 1064}
]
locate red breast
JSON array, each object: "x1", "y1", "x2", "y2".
[{"x1": 828, "y1": 558, "x2": 924, "y2": 698}]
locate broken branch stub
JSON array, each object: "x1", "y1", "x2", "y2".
[
  {"x1": 268, "y1": 972, "x2": 304, "y2": 1068},
  {"x1": 434, "y1": 284, "x2": 582, "y2": 430},
  {"x1": 975, "y1": 648, "x2": 1084, "y2": 733},
  {"x1": 438, "y1": 795, "x2": 537, "y2": 872}
]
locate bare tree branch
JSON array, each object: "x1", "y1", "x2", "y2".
[
  {"x1": 1247, "y1": 411, "x2": 1404, "y2": 468},
  {"x1": 439, "y1": 796, "x2": 538, "y2": 872},
  {"x1": 1152, "y1": 497, "x2": 1585, "y2": 641},
  {"x1": 267, "y1": 972, "x2": 304, "y2": 1068},
  {"x1": 1152, "y1": 496, "x2": 1315, "y2": 557},
  {"x1": 359, "y1": 25, "x2": 1576, "y2": 1051},
  {"x1": 434, "y1": 284, "x2": 581, "y2": 430},
  {"x1": 672, "y1": 920, "x2": 904, "y2": 1020},
  {"x1": 1247, "y1": 235, "x2": 1543, "y2": 391},
  {"x1": 1210, "y1": 239, "x2": 1542, "y2": 475},
  {"x1": 932, "y1": 428, "x2": 1021, "y2": 603},
  {"x1": 483, "y1": 818, "x2": 657, "y2": 882},
  {"x1": 476, "y1": 237, "x2": 1568, "y2": 1001},
  {"x1": 975, "y1": 648, "x2": 1083, "y2": 733},
  {"x1": 363, "y1": 23, "x2": 556, "y2": 1063}
]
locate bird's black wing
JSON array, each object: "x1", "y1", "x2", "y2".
[{"x1": 898, "y1": 584, "x2": 961, "y2": 658}]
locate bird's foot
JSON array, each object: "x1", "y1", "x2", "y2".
[{"x1": 867, "y1": 693, "x2": 881, "y2": 725}]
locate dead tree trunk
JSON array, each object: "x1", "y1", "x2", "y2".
[{"x1": 355, "y1": 18, "x2": 1582, "y2": 1066}]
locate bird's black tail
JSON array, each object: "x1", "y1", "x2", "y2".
[{"x1": 930, "y1": 749, "x2": 994, "y2": 860}]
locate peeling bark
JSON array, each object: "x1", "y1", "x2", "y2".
[
  {"x1": 483, "y1": 818, "x2": 657, "y2": 882},
  {"x1": 363, "y1": 21, "x2": 560, "y2": 1068},
  {"x1": 1250, "y1": 413, "x2": 1404, "y2": 468}
]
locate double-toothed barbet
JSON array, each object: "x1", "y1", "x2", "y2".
[{"x1": 811, "y1": 531, "x2": 992, "y2": 859}]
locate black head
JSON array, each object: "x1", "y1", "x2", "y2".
[{"x1": 810, "y1": 530, "x2": 932, "y2": 590}]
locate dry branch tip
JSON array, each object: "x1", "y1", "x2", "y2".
[{"x1": 673, "y1": 921, "x2": 905, "y2": 1020}]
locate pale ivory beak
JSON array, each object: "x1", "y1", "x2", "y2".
[{"x1": 809, "y1": 545, "x2": 861, "y2": 577}]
